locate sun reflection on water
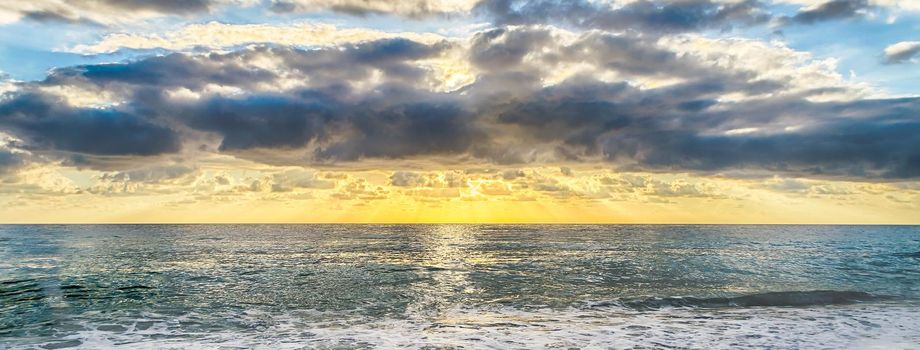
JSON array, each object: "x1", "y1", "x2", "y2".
[{"x1": 410, "y1": 225, "x2": 485, "y2": 320}]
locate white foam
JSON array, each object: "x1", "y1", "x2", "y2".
[{"x1": 12, "y1": 303, "x2": 920, "y2": 350}]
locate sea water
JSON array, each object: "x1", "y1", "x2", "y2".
[{"x1": 1, "y1": 224, "x2": 919, "y2": 349}]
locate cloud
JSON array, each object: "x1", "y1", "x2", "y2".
[
  {"x1": 771, "y1": 0, "x2": 919, "y2": 12},
  {"x1": 474, "y1": 0, "x2": 770, "y2": 35},
  {"x1": 2, "y1": 39, "x2": 477, "y2": 165},
  {"x1": 96, "y1": 0, "x2": 214, "y2": 13},
  {"x1": 70, "y1": 22, "x2": 449, "y2": 54},
  {"x1": 314, "y1": 101, "x2": 483, "y2": 161},
  {"x1": 0, "y1": 0, "x2": 234, "y2": 26},
  {"x1": 596, "y1": 96, "x2": 920, "y2": 178},
  {"x1": 763, "y1": 177, "x2": 812, "y2": 192},
  {"x1": 0, "y1": 0, "x2": 900, "y2": 28},
  {"x1": 1, "y1": 32, "x2": 917, "y2": 179},
  {"x1": 501, "y1": 169, "x2": 526, "y2": 180},
  {"x1": 267, "y1": 0, "x2": 477, "y2": 17},
  {"x1": 465, "y1": 27, "x2": 837, "y2": 99},
  {"x1": 761, "y1": 176, "x2": 858, "y2": 196},
  {"x1": 331, "y1": 178, "x2": 389, "y2": 200},
  {"x1": 270, "y1": 169, "x2": 336, "y2": 191},
  {"x1": 100, "y1": 165, "x2": 195, "y2": 183},
  {"x1": 783, "y1": 0, "x2": 871, "y2": 25},
  {"x1": 0, "y1": 93, "x2": 180, "y2": 156},
  {"x1": 178, "y1": 94, "x2": 334, "y2": 151},
  {"x1": 0, "y1": 148, "x2": 24, "y2": 175},
  {"x1": 883, "y1": 41, "x2": 920, "y2": 64},
  {"x1": 646, "y1": 179, "x2": 716, "y2": 197},
  {"x1": 0, "y1": 0, "x2": 480, "y2": 25},
  {"x1": 484, "y1": 66, "x2": 918, "y2": 178},
  {"x1": 390, "y1": 171, "x2": 425, "y2": 186},
  {"x1": 44, "y1": 53, "x2": 277, "y2": 90}
]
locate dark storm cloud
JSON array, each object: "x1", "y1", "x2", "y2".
[
  {"x1": 271, "y1": 38, "x2": 451, "y2": 85},
  {"x1": 500, "y1": 99, "x2": 903, "y2": 177},
  {"x1": 130, "y1": 40, "x2": 472, "y2": 159},
  {"x1": 528, "y1": 82, "x2": 920, "y2": 178},
  {"x1": 474, "y1": 0, "x2": 770, "y2": 34},
  {"x1": 784, "y1": 0, "x2": 870, "y2": 25},
  {"x1": 0, "y1": 93, "x2": 180, "y2": 156},
  {"x1": 2, "y1": 35, "x2": 918, "y2": 179},
  {"x1": 481, "y1": 55, "x2": 920, "y2": 179},
  {"x1": 153, "y1": 86, "x2": 480, "y2": 162},
  {"x1": 603, "y1": 110, "x2": 920, "y2": 179},
  {"x1": 315, "y1": 100, "x2": 483, "y2": 161},
  {"x1": 44, "y1": 53, "x2": 277, "y2": 90},
  {"x1": 171, "y1": 94, "x2": 335, "y2": 151},
  {"x1": 347, "y1": 38, "x2": 446, "y2": 63},
  {"x1": 0, "y1": 39, "x2": 472, "y2": 163}
]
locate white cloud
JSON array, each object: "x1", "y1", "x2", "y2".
[
  {"x1": 883, "y1": 41, "x2": 920, "y2": 64},
  {"x1": 661, "y1": 35, "x2": 876, "y2": 100},
  {"x1": 770, "y1": 0, "x2": 920, "y2": 11},
  {"x1": 0, "y1": 75, "x2": 16, "y2": 96},
  {"x1": 70, "y1": 21, "x2": 450, "y2": 54}
]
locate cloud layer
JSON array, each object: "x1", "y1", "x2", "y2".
[{"x1": 1, "y1": 26, "x2": 917, "y2": 179}]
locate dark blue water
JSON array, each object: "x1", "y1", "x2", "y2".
[{"x1": 1, "y1": 225, "x2": 919, "y2": 349}]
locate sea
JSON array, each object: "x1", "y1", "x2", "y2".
[{"x1": 1, "y1": 224, "x2": 919, "y2": 349}]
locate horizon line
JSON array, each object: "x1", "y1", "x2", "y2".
[{"x1": 1, "y1": 222, "x2": 918, "y2": 226}]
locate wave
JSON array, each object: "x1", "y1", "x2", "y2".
[
  {"x1": 0, "y1": 278, "x2": 43, "y2": 302},
  {"x1": 6, "y1": 301, "x2": 920, "y2": 350},
  {"x1": 0, "y1": 278, "x2": 156, "y2": 305},
  {"x1": 894, "y1": 251, "x2": 920, "y2": 258},
  {"x1": 605, "y1": 290, "x2": 889, "y2": 310}
]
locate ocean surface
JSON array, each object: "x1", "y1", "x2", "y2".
[{"x1": 1, "y1": 225, "x2": 919, "y2": 349}]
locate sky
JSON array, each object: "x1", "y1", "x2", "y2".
[{"x1": 0, "y1": 0, "x2": 918, "y2": 223}]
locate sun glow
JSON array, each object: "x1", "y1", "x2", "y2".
[{"x1": 1, "y1": 163, "x2": 916, "y2": 223}]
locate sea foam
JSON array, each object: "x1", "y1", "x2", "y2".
[{"x1": 19, "y1": 301, "x2": 920, "y2": 350}]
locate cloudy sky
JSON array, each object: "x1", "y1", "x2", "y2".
[{"x1": 0, "y1": 0, "x2": 918, "y2": 223}]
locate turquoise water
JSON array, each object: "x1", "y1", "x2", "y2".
[{"x1": 1, "y1": 225, "x2": 919, "y2": 349}]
